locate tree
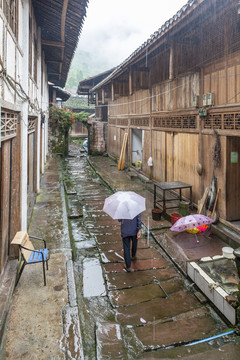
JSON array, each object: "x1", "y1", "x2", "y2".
[{"x1": 49, "y1": 104, "x2": 75, "y2": 156}]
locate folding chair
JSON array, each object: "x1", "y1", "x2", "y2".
[{"x1": 11, "y1": 231, "x2": 50, "y2": 286}]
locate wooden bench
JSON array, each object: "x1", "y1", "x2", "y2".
[{"x1": 11, "y1": 231, "x2": 50, "y2": 286}]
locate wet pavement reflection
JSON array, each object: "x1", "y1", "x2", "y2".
[{"x1": 62, "y1": 143, "x2": 239, "y2": 359}]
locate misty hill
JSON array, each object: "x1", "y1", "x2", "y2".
[
  {"x1": 66, "y1": 48, "x2": 111, "y2": 92},
  {"x1": 63, "y1": 95, "x2": 95, "y2": 110}
]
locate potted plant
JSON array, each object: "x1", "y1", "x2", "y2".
[{"x1": 152, "y1": 208, "x2": 162, "y2": 221}]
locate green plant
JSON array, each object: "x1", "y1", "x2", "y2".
[
  {"x1": 74, "y1": 111, "x2": 89, "y2": 125},
  {"x1": 49, "y1": 103, "x2": 75, "y2": 133}
]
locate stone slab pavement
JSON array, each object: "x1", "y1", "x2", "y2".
[
  {"x1": 1, "y1": 150, "x2": 240, "y2": 359},
  {"x1": 1, "y1": 156, "x2": 84, "y2": 359}
]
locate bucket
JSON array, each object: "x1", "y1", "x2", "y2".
[
  {"x1": 222, "y1": 247, "x2": 235, "y2": 259},
  {"x1": 152, "y1": 209, "x2": 162, "y2": 221},
  {"x1": 171, "y1": 212, "x2": 182, "y2": 225},
  {"x1": 179, "y1": 201, "x2": 189, "y2": 216}
]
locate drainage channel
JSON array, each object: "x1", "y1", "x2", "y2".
[{"x1": 61, "y1": 144, "x2": 239, "y2": 359}]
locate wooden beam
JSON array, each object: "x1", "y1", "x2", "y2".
[
  {"x1": 61, "y1": 0, "x2": 69, "y2": 42},
  {"x1": 45, "y1": 60, "x2": 63, "y2": 64},
  {"x1": 42, "y1": 40, "x2": 65, "y2": 48},
  {"x1": 48, "y1": 72, "x2": 61, "y2": 76}
]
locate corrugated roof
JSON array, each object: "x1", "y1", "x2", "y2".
[
  {"x1": 90, "y1": 0, "x2": 199, "y2": 92},
  {"x1": 32, "y1": 0, "x2": 89, "y2": 88}
]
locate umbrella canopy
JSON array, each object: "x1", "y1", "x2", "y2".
[
  {"x1": 170, "y1": 214, "x2": 214, "y2": 232},
  {"x1": 102, "y1": 191, "x2": 146, "y2": 220}
]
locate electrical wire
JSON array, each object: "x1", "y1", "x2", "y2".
[{"x1": 0, "y1": 55, "x2": 42, "y2": 114}]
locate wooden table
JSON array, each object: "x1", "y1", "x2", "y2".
[{"x1": 153, "y1": 181, "x2": 192, "y2": 212}]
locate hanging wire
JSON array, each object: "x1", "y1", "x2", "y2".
[{"x1": 0, "y1": 54, "x2": 41, "y2": 113}]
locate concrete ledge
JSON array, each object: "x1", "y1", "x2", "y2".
[
  {"x1": 61, "y1": 305, "x2": 84, "y2": 360},
  {"x1": 66, "y1": 260, "x2": 77, "y2": 308}
]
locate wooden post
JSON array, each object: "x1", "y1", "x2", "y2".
[
  {"x1": 111, "y1": 81, "x2": 115, "y2": 101},
  {"x1": 102, "y1": 88, "x2": 105, "y2": 104},
  {"x1": 169, "y1": 38, "x2": 174, "y2": 81},
  {"x1": 129, "y1": 67, "x2": 133, "y2": 96}
]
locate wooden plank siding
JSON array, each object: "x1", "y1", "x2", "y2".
[
  {"x1": 141, "y1": 130, "x2": 151, "y2": 176},
  {"x1": 0, "y1": 133, "x2": 21, "y2": 273},
  {"x1": 10, "y1": 126, "x2": 21, "y2": 259},
  {"x1": 95, "y1": 0, "x2": 240, "y2": 221},
  {"x1": 0, "y1": 142, "x2": 11, "y2": 272}
]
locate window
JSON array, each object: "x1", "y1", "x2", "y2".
[
  {"x1": 1, "y1": 109, "x2": 18, "y2": 141},
  {"x1": 3, "y1": 0, "x2": 18, "y2": 37}
]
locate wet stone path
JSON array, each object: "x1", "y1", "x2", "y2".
[{"x1": 62, "y1": 144, "x2": 236, "y2": 359}]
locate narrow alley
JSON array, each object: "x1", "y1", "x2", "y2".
[{"x1": 2, "y1": 141, "x2": 240, "y2": 359}]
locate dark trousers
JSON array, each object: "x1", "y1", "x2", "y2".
[{"x1": 122, "y1": 236, "x2": 138, "y2": 268}]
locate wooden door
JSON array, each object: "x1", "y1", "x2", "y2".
[{"x1": 226, "y1": 136, "x2": 240, "y2": 221}]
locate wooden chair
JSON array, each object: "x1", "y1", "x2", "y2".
[{"x1": 11, "y1": 231, "x2": 50, "y2": 286}]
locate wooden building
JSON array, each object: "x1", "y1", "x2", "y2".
[
  {"x1": 0, "y1": 0, "x2": 88, "y2": 275},
  {"x1": 88, "y1": 0, "x2": 240, "y2": 224},
  {"x1": 77, "y1": 69, "x2": 116, "y2": 153}
]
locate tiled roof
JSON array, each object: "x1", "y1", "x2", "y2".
[
  {"x1": 33, "y1": 0, "x2": 89, "y2": 88},
  {"x1": 91, "y1": 0, "x2": 198, "y2": 92}
]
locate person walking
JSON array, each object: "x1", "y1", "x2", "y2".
[{"x1": 119, "y1": 214, "x2": 141, "y2": 272}]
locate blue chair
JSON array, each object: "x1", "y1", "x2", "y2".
[{"x1": 11, "y1": 232, "x2": 50, "y2": 286}]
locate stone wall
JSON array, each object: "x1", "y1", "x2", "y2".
[{"x1": 90, "y1": 121, "x2": 108, "y2": 154}]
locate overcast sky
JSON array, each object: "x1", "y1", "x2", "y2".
[{"x1": 77, "y1": 0, "x2": 188, "y2": 70}]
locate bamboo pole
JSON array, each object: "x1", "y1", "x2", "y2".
[
  {"x1": 120, "y1": 133, "x2": 128, "y2": 170},
  {"x1": 211, "y1": 188, "x2": 220, "y2": 219},
  {"x1": 118, "y1": 133, "x2": 127, "y2": 170}
]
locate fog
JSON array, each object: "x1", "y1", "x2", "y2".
[{"x1": 77, "y1": 0, "x2": 188, "y2": 71}]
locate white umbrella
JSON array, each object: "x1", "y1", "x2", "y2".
[{"x1": 102, "y1": 191, "x2": 146, "y2": 220}]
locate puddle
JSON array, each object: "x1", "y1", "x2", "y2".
[
  {"x1": 74, "y1": 240, "x2": 96, "y2": 249},
  {"x1": 200, "y1": 258, "x2": 239, "y2": 295},
  {"x1": 83, "y1": 258, "x2": 106, "y2": 297}
]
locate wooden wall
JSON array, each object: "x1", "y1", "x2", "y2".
[
  {"x1": 105, "y1": 17, "x2": 240, "y2": 220},
  {"x1": 151, "y1": 72, "x2": 200, "y2": 112},
  {"x1": 108, "y1": 125, "x2": 121, "y2": 159},
  {"x1": 71, "y1": 121, "x2": 88, "y2": 136},
  {"x1": 203, "y1": 53, "x2": 240, "y2": 106},
  {"x1": 28, "y1": 132, "x2": 36, "y2": 193},
  {"x1": 0, "y1": 142, "x2": 11, "y2": 273},
  {"x1": 0, "y1": 133, "x2": 21, "y2": 274},
  {"x1": 142, "y1": 130, "x2": 151, "y2": 175},
  {"x1": 152, "y1": 130, "x2": 200, "y2": 203},
  {"x1": 109, "y1": 89, "x2": 150, "y2": 117}
]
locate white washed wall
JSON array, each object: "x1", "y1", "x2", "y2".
[{"x1": 0, "y1": 0, "x2": 50, "y2": 230}]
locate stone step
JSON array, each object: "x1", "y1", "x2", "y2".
[
  {"x1": 68, "y1": 203, "x2": 83, "y2": 219},
  {"x1": 63, "y1": 180, "x2": 77, "y2": 195},
  {"x1": 127, "y1": 171, "x2": 138, "y2": 180},
  {"x1": 96, "y1": 322, "x2": 127, "y2": 359}
]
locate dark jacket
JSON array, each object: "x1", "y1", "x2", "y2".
[{"x1": 119, "y1": 214, "x2": 141, "y2": 238}]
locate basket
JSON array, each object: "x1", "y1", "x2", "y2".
[
  {"x1": 152, "y1": 209, "x2": 162, "y2": 221},
  {"x1": 171, "y1": 212, "x2": 182, "y2": 225}
]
